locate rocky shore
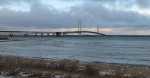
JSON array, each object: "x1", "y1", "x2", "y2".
[{"x1": 0, "y1": 55, "x2": 150, "y2": 78}]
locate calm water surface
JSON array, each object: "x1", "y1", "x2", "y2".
[{"x1": 0, "y1": 36, "x2": 150, "y2": 65}]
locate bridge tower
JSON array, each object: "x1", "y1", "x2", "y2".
[
  {"x1": 97, "y1": 25, "x2": 100, "y2": 33},
  {"x1": 77, "y1": 20, "x2": 82, "y2": 35}
]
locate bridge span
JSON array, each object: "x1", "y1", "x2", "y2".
[{"x1": 0, "y1": 30, "x2": 106, "y2": 37}]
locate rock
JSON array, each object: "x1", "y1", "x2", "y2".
[
  {"x1": 1, "y1": 71, "x2": 13, "y2": 76},
  {"x1": 40, "y1": 72, "x2": 52, "y2": 78},
  {"x1": 0, "y1": 75, "x2": 14, "y2": 78},
  {"x1": 99, "y1": 70, "x2": 115, "y2": 76},
  {"x1": 51, "y1": 73, "x2": 65, "y2": 78},
  {"x1": 18, "y1": 72, "x2": 32, "y2": 77},
  {"x1": 54, "y1": 75, "x2": 64, "y2": 78}
]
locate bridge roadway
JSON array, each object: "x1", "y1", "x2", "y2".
[{"x1": 0, "y1": 31, "x2": 105, "y2": 37}]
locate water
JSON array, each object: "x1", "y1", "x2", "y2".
[{"x1": 0, "y1": 36, "x2": 150, "y2": 65}]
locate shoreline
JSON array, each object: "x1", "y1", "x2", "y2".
[
  {"x1": 2, "y1": 54, "x2": 150, "y2": 68},
  {"x1": 0, "y1": 55, "x2": 150, "y2": 78}
]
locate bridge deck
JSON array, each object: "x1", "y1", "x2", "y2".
[{"x1": 0, "y1": 31, "x2": 106, "y2": 36}]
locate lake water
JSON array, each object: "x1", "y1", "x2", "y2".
[{"x1": 0, "y1": 36, "x2": 150, "y2": 65}]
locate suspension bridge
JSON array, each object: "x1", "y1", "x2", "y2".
[{"x1": 0, "y1": 26, "x2": 106, "y2": 38}]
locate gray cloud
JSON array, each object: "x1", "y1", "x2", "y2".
[
  {"x1": 0, "y1": 0, "x2": 150, "y2": 35},
  {"x1": 136, "y1": 0, "x2": 150, "y2": 8}
]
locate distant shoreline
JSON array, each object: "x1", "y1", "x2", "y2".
[{"x1": 1, "y1": 35, "x2": 150, "y2": 39}]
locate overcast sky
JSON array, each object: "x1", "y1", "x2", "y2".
[{"x1": 0, "y1": 0, "x2": 150, "y2": 35}]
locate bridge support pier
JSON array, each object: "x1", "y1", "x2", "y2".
[
  {"x1": 56, "y1": 32, "x2": 63, "y2": 37},
  {"x1": 9, "y1": 34, "x2": 14, "y2": 37},
  {"x1": 47, "y1": 33, "x2": 51, "y2": 36},
  {"x1": 40, "y1": 33, "x2": 44, "y2": 37},
  {"x1": 24, "y1": 33, "x2": 29, "y2": 37},
  {"x1": 34, "y1": 33, "x2": 38, "y2": 37}
]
